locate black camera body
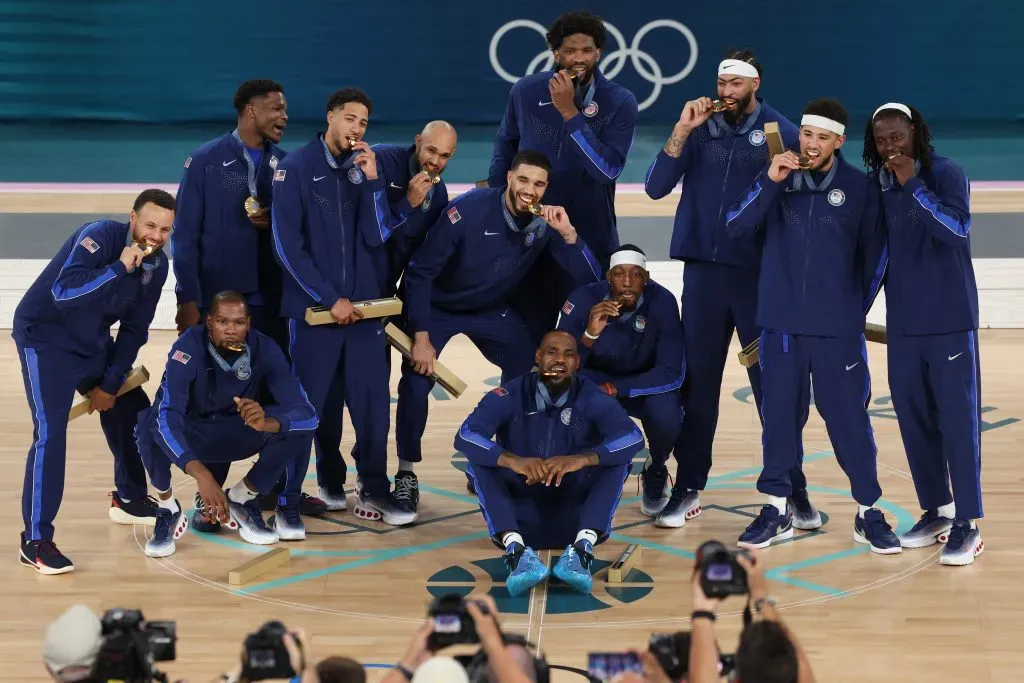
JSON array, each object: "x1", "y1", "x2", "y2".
[
  {"x1": 696, "y1": 540, "x2": 752, "y2": 598},
  {"x1": 648, "y1": 631, "x2": 690, "y2": 680},
  {"x1": 90, "y1": 608, "x2": 176, "y2": 683},
  {"x1": 242, "y1": 620, "x2": 299, "y2": 682},
  {"x1": 427, "y1": 594, "x2": 491, "y2": 651}
]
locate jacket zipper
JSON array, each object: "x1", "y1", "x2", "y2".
[
  {"x1": 336, "y1": 175, "x2": 346, "y2": 293},
  {"x1": 800, "y1": 195, "x2": 815, "y2": 329},
  {"x1": 713, "y1": 139, "x2": 737, "y2": 262}
]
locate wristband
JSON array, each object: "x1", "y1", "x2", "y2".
[
  {"x1": 394, "y1": 663, "x2": 415, "y2": 680},
  {"x1": 584, "y1": 329, "x2": 600, "y2": 340},
  {"x1": 752, "y1": 596, "x2": 777, "y2": 613},
  {"x1": 691, "y1": 610, "x2": 717, "y2": 622}
]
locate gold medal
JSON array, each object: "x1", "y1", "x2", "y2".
[
  {"x1": 424, "y1": 171, "x2": 441, "y2": 185},
  {"x1": 711, "y1": 98, "x2": 733, "y2": 112},
  {"x1": 528, "y1": 202, "x2": 544, "y2": 216},
  {"x1": 244, "y1": 196, "x2": 261, "y2": 217},
  {"x1": 347, "y1": 137, "x2": 358, "y2": 149},
  {"x1": 798, "y1": 150, "x2": 820, "y2": 169},
  {"x1": 131, "y1": 240, "x2": 156, "y2": 256},
  {"x1": 224, "y1": 342, "x2": 245, "y2": 352}
]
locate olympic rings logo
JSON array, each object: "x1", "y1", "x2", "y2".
[{"x1": 488, "y1": 19, "x2": 699, "y2": 111}]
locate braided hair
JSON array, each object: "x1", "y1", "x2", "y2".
[{"x1": 862, "y1": 104, "x2": 933, "y2": 173}]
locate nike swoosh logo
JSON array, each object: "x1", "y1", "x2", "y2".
[
  {"x1": 948, "y1": 352, "x2": 963, "y2": 361},
  {"x1": 845, "y1": 362, "x2": 859, "y2": 371},
  {"x1": 484, "y1": 230, "x2": 500, "y2": 236},
  {"x1": 785, "y1": 187, "x2": 798, "y2": 193},
  {"x1": 314, "y1": 176, "x2": 326, "y2": 182},
  {"x1": 223, "y1": 160, "x2": 237, "y2": 167},
  {"x1": 538, "y1": 100, "x2": 553, "y2": 106},
  {"x1": 390, "y1": 182, "x2": 404, "y2": 189}
]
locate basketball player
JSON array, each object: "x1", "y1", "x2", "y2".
[
  {"x1": 555, "y1": 244, "x2": 684, "y2": 518},
  {"x1": 725, "y1": 98, "x2": 900, "y2": 554},
  {"x1": 398, "y1": 150, "x2": 603, "y2": 501},
  {"x1": 136, "y1": 292, "x2": 318, "y2": 556},
  {"x1": 272, "y1": 87, "x2": 414, "y2": 527},
  {"x1": 487, "y1": 10, "x2": 638, "y2": 343},
  {"x1": 643, "y1": 49, "x2": 816, "y2": 530},
  {"x1": 864, "y1": 103, "x2": 984, "y2": 565},
  {"x1": 14, "y1": 189, "x2": 174, "y2": 574},
  {"x1": 455, "y1": 330, "x2": 645, "y2": 596}
]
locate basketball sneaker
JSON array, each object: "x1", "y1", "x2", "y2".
[
  {"x1": 300, "y1": 492, "x2": 328, "y2": 516},
  {"x1": 108, "y1": 491, "x2": 158, "y2": 527},
  {"x1": 738, "y1": 505, "x2": 793, "y2": 549},
  {"x1": 853, "y1": 508, "x2": 902, "y2": 554},
  {"x1": 228, "y1": 495, "x2": 279, "y2": 545},
  {"x1": 553, "y1": 540, "x2": 595, "y2": 594},
  {"x1": 146, "y1": 502, "x2": 188, "y2": 558},
  {"x1": 899, "y1": 510, "x2": 953, "y2": 548},
  {"x1": 318, "y1": 487, "x2": 348, "y2": 511},
  {"x1": 273, "y1": 504, "x2": 306, "y2": 541},
  {"x1": 394, "y1": 470, "x2": 420, "y2": 511},
  {"x1": 353, "y1": 491, "x2": 417, "y2": 526},
  {"x1": 505, "y1": 543, "x2": 549, "y2": 596},
  {"x1": 789, "y1": 489, "x2": 822, "y2": 530},
  {"x1": 654, "y1": 486, "x2": 702, "y2": 528},
  {"x1": 19, "y1": 533, "x2": 74, "y2": 575},
  {"x1": 940, "y1": 520, "x2": 983, "y2": 566},
  {"x1": 191, "y1": 491, "x2": 221, "y2": 533},
  {"x1": 640, "y1": 464, "x2": 671, "y2": 517}
]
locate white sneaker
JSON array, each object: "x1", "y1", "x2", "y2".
[
  {"x1": 274, "y1": 506, "x2": 306, "y2": 541},
  {"x1": 318, "y1": 487, "x2": 348, "y2": 511},
  {"x1": 228, "y1": 497, "x2": 279, "y2": 545}
]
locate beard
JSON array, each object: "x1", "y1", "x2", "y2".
[{"x1": 721, "y1": 92, "x2": 754, "y2": 126}]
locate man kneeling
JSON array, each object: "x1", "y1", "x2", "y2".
[
  {"x1": 137, "y1": 291, "x2": 318, "y2": 557},
  {"x1": 454, "y1": 330, "x2": 645, "y2": 596}
]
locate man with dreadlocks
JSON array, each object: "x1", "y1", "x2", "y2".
[
  {"x1": 864, "y1": 103, "x2": 983, "y2": 566},
  {"x1": 725, "y1": 97, "x2": 898, "y2": 555}
]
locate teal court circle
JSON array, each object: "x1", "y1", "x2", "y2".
[{"x1": 173, "y1": 451, "x2": 920, "y2": 620}]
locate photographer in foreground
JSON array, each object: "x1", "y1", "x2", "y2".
[
  {"x1": 383, "y1": 594, "x2": 536, "y2": 683},
  {"x1": 216, "y1": 621, "x2": 313, "y2": 683},
  {"x1": 689, "y1": 547, "x2": 815, "y2": 683}
]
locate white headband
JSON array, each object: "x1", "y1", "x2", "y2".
[
  {"x1": 873, "y1": 102, "x2": 912, "y2": 120},
  {"x1": 609, "y1": 250, "x2": 647, "y2": 271},
  {"x1": 718, "y1": 59, "x2": 759, "y2": 79},
  {"x1": 801, "y1": 114, "x2": 846, "y2": 136}
]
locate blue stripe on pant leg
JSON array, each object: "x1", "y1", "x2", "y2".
[
  {"x1": 465, "y1": 464, "x2": 497, "y2": 538},
  {"x1": 966, "y1": 330, "x2": 983, "y2": 517},
  {"x1": 24, "y1": 347, "x2": 48, "y2": 540}
]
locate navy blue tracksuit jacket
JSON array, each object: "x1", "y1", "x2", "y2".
[
  {"x1": 878, "y1": 153, "x2": 983, "y2": 520},
  {"x1": 13, "y1": 220, "x2": 167, "y2": 540},
  {"x1": 395, "y1": 187, "x2": 603, "y2": 465},
  {"x1": 643, "y1": 101, "x2": 801, "y2": 491},
  {"x1": 555, "y1": 279, "x2": 685, "y2": 470},
  {"x1": 137, "y1": 325, "x2": 317, "y2": 495},
  {"x1": 172, "y1": 132, "x2": 286, "y2": 312},
  {"x1": 372, "y1": 143, "x2": 449, "y2": 296},
  {"x1": 455, "y1": 373, "x2": 645, "y2": 549},
  {"x1": 726, "y1": 156, "x2": 887, "y2": 505},
  {"x1": 271, "y1": 134, "x2": 406, "y2": 500}
]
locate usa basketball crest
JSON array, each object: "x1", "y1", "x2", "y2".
[
  {"x1": 348, "y1": 166, "x2": 364, "y2": 184},
  {"x1": 560, "y1": 408, "x2": 572, "y2": 425},
  {"x1": 749, "y1": 129, "x2": 766, "y2": 146},
  {"x1": 524, "y1": 231, "x2": 536, "y2": 246},
  {"x1": 269, "y1": 156, "x2": 279, "y2": 170},
  {"x1": 142, "y1": 270, "x2": 153, "y2": 285},
  {"x1": 583, "y1": 101, "x2": 599, "y2": 117},
  {"x1": 828, "y1": 189, "x2": 846, "y2": 206},
  {"x1": 634, "y1": 315, "x2": 647, "y2": 332}
]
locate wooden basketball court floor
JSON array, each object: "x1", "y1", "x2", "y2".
[{"x1": 1, "y1": 186, "x2": 1023, "y2": 682}]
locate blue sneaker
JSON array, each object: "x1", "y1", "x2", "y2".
[
  {"x1": 854, "y1": 508, "x2": 902, "y2": 554},
  {"x1": 228, "y1": 495, "x2": 279, "y2": 545},
  {"x1": 273, "y1": 504, "x2": 306, "y2": 541},
  {"x1": 19, "y1": 534, "x2": 74, "y2": 575},
  {"x1": 940, "y1": 520, "x2": 983, "y2": 566},
  {"x1": 640, "y1": 464, "x2": 671, "y2": 517},
  {"x1": 899, "y1": 510, "x2": 953, "y2": 548},
  {"x1": 505, "y1": 544, "x2": 549, "y2": 596},
  {"x1": 738, "y1": 505, "x2": 793, "y2": 549},
  {"x1": 145, "y1": 502, "x2": 188, "y2": 558},
  {"x1": 553, "y1": 541, "x2": 595, "y2": 594},
  {"x1": 191, "y1": 492, "x2": 221, "y2": 533}
]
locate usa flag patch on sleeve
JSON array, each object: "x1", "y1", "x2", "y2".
[
  {"x1": 561, "y1": 300, "x2": 574, "y2": 315},
  {"x1": 171, "y1": 350, "x2": 191, "y2": 365},
  {"x1": 79, "y1": 236, "x2": 99, "y2": 253},
  {"x1": 447, "y1": 206, "x2": 461, "y2": 224},
  {"x1": 184, "y1": 156, "x2": 191, "y2": 168},
  {"x1": 491, "y1": 387, "x2": 508, "y2": 397},
  {"x1": 274, "y1": 169, "x2": 287, "y2": 181}
]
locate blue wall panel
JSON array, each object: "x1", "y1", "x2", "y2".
[{"x1": 0, "y1": 0, "x2": 1019, "y2": 126}]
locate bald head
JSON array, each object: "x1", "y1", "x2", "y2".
[{"x1": 415, "y1": 120, "x2": 457, "y2": 178}]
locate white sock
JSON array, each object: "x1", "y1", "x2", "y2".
[
  {"x1": 769, "y1": 496, "x2": 787, "y2": 515},
  {"x1": 157, "y1": 496, "x2": 179, "y2": 514},
  {"x1": 937, "y1": 502, "x2": 955, "y2": 519},
  {"x1": 228, "y1": 481, "x2": 258, "y2": 504},
  {"x1": 858, "y1": 504, "x2": 875, "y2": 518},
  {"x1": 398, "y1": 460, "x2": 416, "y2": 473},
  {"x1": 502, "y1": 532, "x2": 525, "y2": 549},
  {"x1": 969, "y1": 520, "x2": 978, "y2": 530},
  {"x1": 575, "y1": 529, "x2": 598, "y2": 547}
]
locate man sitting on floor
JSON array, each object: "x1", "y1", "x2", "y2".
[{"x1": 454, "y1": 330, "x2": 645, "y2": 596}]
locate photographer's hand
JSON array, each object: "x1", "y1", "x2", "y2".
[
  {"x1": 689, "y1": 571, "x2": 723, "y2": 683},
  {"x1": 380, "y1": 621, "x2": 434, "y2": 683},
  {"x1": 466, "y1": 595, "x2": 534, "y2": 683}
]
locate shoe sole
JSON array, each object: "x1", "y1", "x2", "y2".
[
  {"x1": 146, "y1": 513, "x2": 190, "y2": 558},
  {"x1": 792, "y1": 514, "x2": 823, "y2": 531},
  {"x1": 228, "y1": 509, "x2": 278, "y2": 545},
  {"x1": 109, "y1": 506, "x2": 157, "y2": 527},
  {"x1": 940, "y1": 539, "x2": 984, "y2": 566},
  {"x1": 738, "y1": 526, "x2": 793, "y2": 550},
  {"x1": 654, "y1": 502, "x2": 702, "y2": 528},
  {"x1": 19, "y1": 550, "x2": 74, "y2": 575},
  {"x1": 353, "y1": 501, "x2": 417, "y2": 527},
  {"x1": 900, "y1": 527, "x2": 953, "y2": 549},
  {"x1": 853, "y1": 530, "x2": 903, "y2": 554},
  {"x1": 273, "y1": 511, "x2": 307, "y2": 541}
]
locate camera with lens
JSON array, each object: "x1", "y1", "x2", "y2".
[
  {"x1": 426, "y1": 593, "x2": 493, "y2": 651},
  {"x1": 242, "y1": 620, "x2": 302, "y2": 682},
  {"x1": 90, "y1": 608, "x2": 176, "y2": 683},
  {"x1": 695, "y1": 540, "x2": 752, "y2": 598},
  {"x1": 649, "y1": 631, "x2": 736, "y2": 682}
]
